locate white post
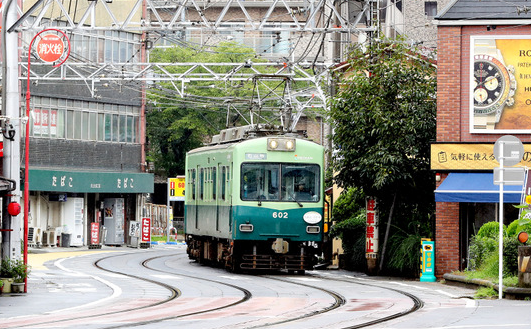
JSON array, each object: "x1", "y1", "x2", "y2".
[
  {"x1": 498, "y1": 142, "x2": 504, "y2": 300},
  {"x1": 1, "y1": 0, "x2": 21, "y2": 260}
]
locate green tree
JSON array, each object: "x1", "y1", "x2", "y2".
[
  {"x1": 329, "y1": 39, "x2": 436, "y2": 275},
  {"x1": 146, "y1": 42, "x2": 261, "y2": 177}
]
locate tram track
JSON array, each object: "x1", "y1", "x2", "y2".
[{"x1": 2, "y1": 249, "x2": 423, "y2": 329}]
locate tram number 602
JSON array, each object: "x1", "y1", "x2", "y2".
[{"x1": 272, "y1": 211, "x2": 288, "y2": 219}]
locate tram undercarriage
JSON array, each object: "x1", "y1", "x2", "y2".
[{"x1": 186, "y1": 236, "x2": 318, "y2": 273}]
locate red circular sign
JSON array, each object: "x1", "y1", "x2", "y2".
[{"x1": 36, "y1": 34, "x2": 65, "y2": 63}]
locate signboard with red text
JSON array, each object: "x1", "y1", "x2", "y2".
[
  {"x1": 90, "y1": 222, "x2": 100, "y2": 245},
  {"x1": 141, "y1": 217, "x2": 151, "y2": 242},
  {"x1": 366, "y1": 197, "x2": 379, "y2": 259}
]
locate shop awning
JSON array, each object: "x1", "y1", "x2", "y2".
[
  {"x1": 434, "y1": 173, "x2": 523, "y2": 203},
  {"x1": 28, "y1": 169, "x2": 154, "y2": 193}
]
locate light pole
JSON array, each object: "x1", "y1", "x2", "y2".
[{"x1": 24, "y1": 29, "x2": 70, "y2": 292}]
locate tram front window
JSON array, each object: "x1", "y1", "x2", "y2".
[
  {"x1": 240, "y1": 163, "x2": 320, "y2": 202},
  {"x1": 241, "y1": 164, "x2": 280, "y2": 201},
  {"x1": 280, "y1": 164, "x2": 320, "y2": 202}
]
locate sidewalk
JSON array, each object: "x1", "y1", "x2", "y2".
[{"x1": 0, "y1": 245, "x2": 124, "y2": 319}]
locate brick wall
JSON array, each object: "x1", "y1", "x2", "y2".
[
  {"x1": 435, "y1": 199, "x2": 460, "y2": 277},
  {"x1": 435, "y1": 24, "x2": 531, "y2": 275}
]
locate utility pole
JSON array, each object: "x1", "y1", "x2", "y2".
[{"x1": 1, "y1": 0, "x2": 22, "y2": 260}]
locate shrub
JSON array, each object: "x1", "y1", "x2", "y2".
[
  {"x1": 477, "y1": 221, "x2": 506, "y2": 239},
  {"x1": 503, "y1": 237, "x2": 520, "y2": 276},
  {"x1": 507, "y1": 219, "x2": 531, "y2": 238},
  {"x1": 468, "y1": 235, "x2": 498, "y2": 271}
]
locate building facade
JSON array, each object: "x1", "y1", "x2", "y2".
[
  {"x1": 17, "y1": 18, "x2": 154, "y2": 248},
  {"x1": 433, "y1": 0, "x2": 531, "y2": 276}
]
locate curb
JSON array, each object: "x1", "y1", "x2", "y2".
[{"x1": 443, "y1": 273, "x2": 531, "y2": 299}]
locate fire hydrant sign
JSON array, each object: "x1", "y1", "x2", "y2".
[
  {"x1": 37, "y1": 34, "x2": 65, "y2": 63},
  {"x1": 141, "y1": 217, "x2": 151, "y2": 242}
]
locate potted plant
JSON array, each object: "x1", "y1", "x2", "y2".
[{"x1": 0, "y1": 258, "x2": 29, "y2": 293}]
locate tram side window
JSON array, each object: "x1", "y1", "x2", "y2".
[
  {"x1": 213, "y1": 167, "x2": 217, "y2": 200},
  {"x1": 200, "y1": 168, "x2": 204, "y2": 200},
  {"x1": 241, "y1": 163, "x2": 280, "y2": 201},
  {"x1": 191, "y1": 169, "x2": 196, "y2": 200},
  {"x1": 221, "y1": 166, "x2": 226, "y2": 201}
]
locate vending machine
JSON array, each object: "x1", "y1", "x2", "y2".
[
  {"x1": 63, "y1": 197, "x2": 84, "y2": 246},
  {"x1": 103, "y1": 198, "x2": 125, "y2": 245}
]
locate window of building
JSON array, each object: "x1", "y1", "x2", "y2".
[{"x1": 425, "y1": 1, "x2": 437, "y2": 17}]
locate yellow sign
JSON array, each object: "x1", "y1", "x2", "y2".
[
  {"x1": 431, "y1": 143, "x2": 531, "y2": 170},
  {"x1": 168, "y1": 176, "x2": 185, "y2": 201}
]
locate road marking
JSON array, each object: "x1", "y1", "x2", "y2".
[
  {"x1": 46, "y1": 258, "x2": 123, "y2": 314},
  {"x1": 435, "y1": 289, "x2": 458, "y2": 298}
]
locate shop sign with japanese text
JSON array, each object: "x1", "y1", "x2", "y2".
[
  {"x1": 431, "y1": 143, "x2": 531, "y2": 170},
  {"x1": 366, "y1": 197, "x2": 379, "y2": 259},
  {"x1": 141, "y1": 218, "x2": 151, "y2": 242}
]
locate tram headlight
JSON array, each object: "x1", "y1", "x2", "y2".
[
  {"x1": 267, "y1": 138, "x2": 296, "y2": 151},
  {"x1": 285, "y1": 140, "x2": 295, "y2": 150},
  {"x1": 269, "y1": 140, "x2": 279, "y2": 149}
]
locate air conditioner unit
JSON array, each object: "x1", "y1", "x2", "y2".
[
  {"x1": 28, "y1": 227, "x2": 42, "y2": 247},
  {"x1": 43, "y1": 229, "x2": 57, "y2": 247}
]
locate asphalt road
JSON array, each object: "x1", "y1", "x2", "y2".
[{"x1": 0, "y1": 245, "x2": 529, "y2": 329}]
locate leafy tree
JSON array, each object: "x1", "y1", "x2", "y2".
[
  {"x1": 146, "y1": 42, "x2": 262, "y2": 177},
  {"x1": 329, "y1": 38, "x2": 437, "y2": 275}
]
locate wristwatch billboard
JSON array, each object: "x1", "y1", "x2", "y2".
[{"x1": 473, "y1": 40, "x2": 517, "y2": 129}]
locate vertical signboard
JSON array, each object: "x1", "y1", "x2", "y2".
[
  {"x1": 366, "y1": 197, "x2": 379, "y2": 259},
  {"x1": 90, "y1": 222, "x2": 100, "y2": 245},
  {"x1": 141, "y1": 217, "x2": 151, "y2": 243},
  {"x1": 420, "y1": 239, "x2": 436, "y2": 282}
]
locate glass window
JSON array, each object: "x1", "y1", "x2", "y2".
[
  {"x1": 66, "y1": 110, "x2": 74, "y2": 139},
  {"x1": 191, "y1": 169, "x2": 196, "y2": 200},
  {"x1": 280, "y1": 164, "x2": 320, "y2": 202},
  {"x1": 240, "y1": 163, "x2": 320, "y2": 202},
  {"x1": 74, "y1": 111, "x2": 82, "y2": 139},
  {"x1": 120, "y1": 115, "x2": 127, "y2": 142},
  {"x1": 41, "y1": 109, "x2": 49, "y2": 137},
  {"x1": 200, "y1": 168, "x2": 204, "y2": 200},
  {"x1": 425, "y1": 1, "x2": 437, "y2": 17},
  {"x1": 127, "y1": 116, "x2": 133, "y2": 143},
  {"x1": 56, "y1": 109, "x2": 65, "y2": 138},
  {"x1": 213, "y1": 167, "x2": 217, "y2": 200},
  {"x1": 104, "y1": 113, "x2": 112, "y2": 141},
  {"x1": 98, "y1": 113, "x2": 105, "y2": 141},
  {"x1": 89, "y1": 112, "x2": 97, "y2": 140},
  {"x1": 241, "y1": 163, "x2": 280, "y2": 201},
  {"x1": 221, "y1": 166, "x2": 226, "y2": 201},
  {"x1": 112, "y1": 114, "x2": 119, "y2": 142},
  {"x1": 82, "y1": 112, "x2": 89, "y2": 140}
]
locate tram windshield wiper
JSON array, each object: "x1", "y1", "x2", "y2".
[{"x1": 289, "y1": 193, "x2": 303, "y2": 207}]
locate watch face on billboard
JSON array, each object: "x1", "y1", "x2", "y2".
[{"x1": 470, "y1": 36, "x2": 531, "y2": 133}]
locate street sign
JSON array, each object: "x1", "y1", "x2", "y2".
[
  {"x1": 168, "y1": 176, "x2": 185, "y2": 201},
  {"x1": 493, "y1": 135, "x2": 524, "y2": 167},
  {"x1": 36, "y1": 34, "x2": 65, "y2": 63},
  {"x1": 493, "y1": 167, "x2": 525, "y2": 185}
]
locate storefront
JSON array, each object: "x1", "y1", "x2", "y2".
[{"x1": 26, "y1": 169, "x2": 153, "y2": 247}]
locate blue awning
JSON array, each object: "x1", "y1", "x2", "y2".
[{"x1": 435, "y1": 173, "x2": 523, "y2": 203}]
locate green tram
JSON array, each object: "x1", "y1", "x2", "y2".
[{"x1": 184, "y1": 129, "x2": 324, "y2": 273}]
